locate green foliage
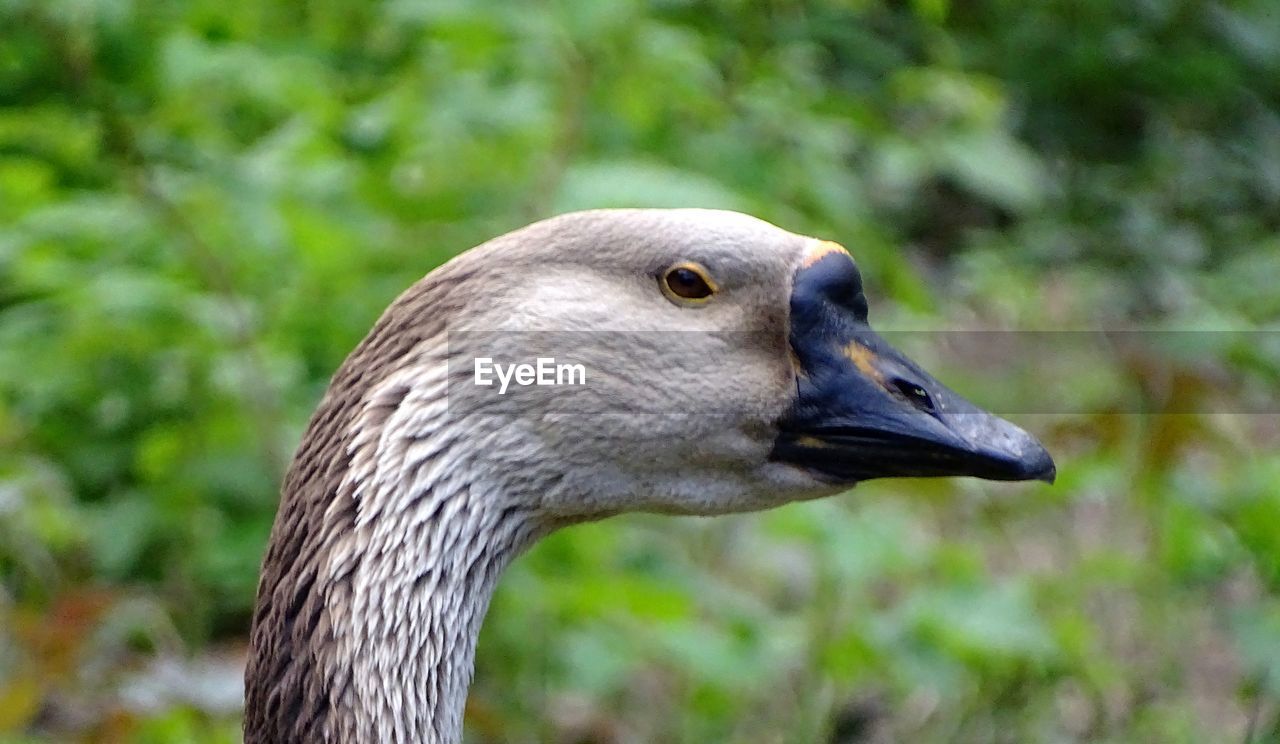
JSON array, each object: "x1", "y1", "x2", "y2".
[{"x1": 1, "y1": 0, "x2": 1277, "y2": 741}]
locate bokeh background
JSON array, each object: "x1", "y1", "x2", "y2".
[{"x1": 2, "y1": 1, "x2": 1279, "y2": 742}]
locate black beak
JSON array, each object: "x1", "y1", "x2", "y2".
[{"x1": 771, "y1": 243, "x2": 1056, "y2": 486}]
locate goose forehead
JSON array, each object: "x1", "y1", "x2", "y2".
[{"x1": 484, "y1": 208, "x2": 811, "y2": 281}]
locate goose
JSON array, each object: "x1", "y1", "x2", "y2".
[{"x1": 243, "y1": 208, "x2": 1055, "y2": 743}]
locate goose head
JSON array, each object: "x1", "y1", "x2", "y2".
[
  {"x1": 245, "y1": 208, "x2": 1054, "y2": 744},
  {"x1": 440, "y1": 208, "x2": 1053, "y2": 521}
]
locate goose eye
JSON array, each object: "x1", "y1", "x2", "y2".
[{"x1": 661, "y1": 263, "x2": 717, "y2": 303}]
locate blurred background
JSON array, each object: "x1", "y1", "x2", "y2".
[{"x1": 2, "y1": 0, "x2": 1279, "y2": 742}]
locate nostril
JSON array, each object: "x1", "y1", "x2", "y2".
[{"x1": 889, "y1": 377, "x2": 936, "y2": 413}]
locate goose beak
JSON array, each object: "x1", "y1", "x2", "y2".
[{"x1": 771, "y1": 243, "x2": 1056, "y2": 486}]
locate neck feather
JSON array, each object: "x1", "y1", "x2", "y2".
[{"x1": 244, "y1": 337, "x2": 542, "y2": 744}]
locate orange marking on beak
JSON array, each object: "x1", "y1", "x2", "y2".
[
  {"x1": 801, "y1": 239, "x2": 851, "y2": 268},
  {"x1": 844, "y1": 342, "x2": 885, "y2": 384}
]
